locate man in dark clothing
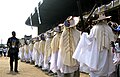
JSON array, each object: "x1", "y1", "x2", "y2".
[{"x1": 7, "y1": 31, "x2": 20, "y2": 73}]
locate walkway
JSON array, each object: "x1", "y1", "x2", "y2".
[{"x1": 0, "y1": 57, "x2": 89, "y2": 77}]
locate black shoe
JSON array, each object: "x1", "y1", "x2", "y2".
[
  {"x1": 38, "y1": 66, "x2": 42, "y2": 68},
  {"x1": 35, "y1": 65, "x2": 38, "y2": 67},
  {"x1": 15, "y1": 70, "x2": 19, "y2": 73},
  {"x1": 53, "y1": 73, "x2": 58, "y2": 77},
  {"x1": 46, "y1": 70, "x2": 53, "y2": 75},
  {"x1": 30, "y1": 61, "x2": 34, "y2": 65},
  {"x1": 26, "y1": 61, "x2": 30, "y2": 63}
]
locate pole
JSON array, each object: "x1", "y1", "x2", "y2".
[
  {"x1": 76, "y1": 0, "x2": 84, "y2": 30},
  {"x1": 76, "y1": 0, "x2": 97, "y2": 31},
  {"x1": 37, "y1": 1, "x2": 41, "y2": 24},
  {"x1": 85, "y1": 4, "x2": 97, "y2": 23},
  {"x1": 1, "y1": 39, "x2": 2, "y2": 45},
  {"x1": 30, "y1": 13, "x2": 33, "y2": 29}
]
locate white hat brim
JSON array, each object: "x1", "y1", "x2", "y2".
[
  {"x1": 96, "y1": 16, "x2": 111, "y2": 21},
  {"x1": 69, "y1": 17, "x2": 80, "y2": 28}
]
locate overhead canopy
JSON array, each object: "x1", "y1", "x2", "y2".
[{"x1": 25, "y1": 0, "x2": 113, "y2": 34}]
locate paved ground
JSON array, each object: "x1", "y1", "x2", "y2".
[{"x1": 0, "y1": 56, "x2": 89, "y2": 77}]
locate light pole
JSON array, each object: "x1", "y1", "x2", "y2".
[{"x1": 1, "y1": 39, "x2": 2, "y2": 45}]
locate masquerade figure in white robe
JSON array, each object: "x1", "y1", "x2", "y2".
[
  {"x1": 43, "y1": 32, "x2": 53, "y2": 70},
  {"x1": 57, "y1": 16, "x2": 80, "y2": 77},
  {"x1": 50, "y1": 26, "x2": 62, "y2": 75},
  {"x1": 112, "y1": 35, "x2": 120, "y2": 77},
  {"x1": 73, "y1": 14, "x2": 115, "y2": 77},
  {"x1": 32, "y1": 42, "x2": 35, "y2": 62},
  {"x1": 34, "y1": 37, "x2": 39, "y2": 66},
  {"x1": 38, "y1": 34, "x2": 45, "y2": 68},
  {"x1": 29, "y1": 41, "x2": 34, "y2": 63},
  {"x1": 18, "y1": 45, "x2": 22, "y2": 59},
  {"x1": 19, "y1": 45, "x2": 24, "y2": 61},
  {"x1": 113, "y1": 27, "x2": 120, "y2": 65},
  {"x1": 24, "y1": 41, "x2": 30, "y2": 63},
  {"x1": 113, "y1": 42, "x2": 120, "y2": 64}
]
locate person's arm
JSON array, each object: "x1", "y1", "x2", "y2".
[
  {"x1": 7, "y1": 38, "x2": 10, "y2": 48},
  {"x1": 16, "y1": 38, "x2": 20, "y2": 48},
  {"x1": 18, "y1": 39, "x2": 20, "y2": 48}
]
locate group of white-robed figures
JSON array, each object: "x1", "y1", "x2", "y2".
[{"x1": 18, "y1": 13, "x2": 118, "y2": 77}]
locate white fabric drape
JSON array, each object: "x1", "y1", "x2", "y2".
[{"x1": 73, "y1": 22, "x2": 115, "y2": 77}]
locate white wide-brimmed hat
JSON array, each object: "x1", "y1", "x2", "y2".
[
  {"x1": 46, "y1": 29, "x2": 54, "y2": 38},
  {"x1": 118, "y1": 35, "x2": 120, "y2": 38},
  {"x1": 54, "y1": 27, "x2": 60, "y2": 32},
  {"x1": 64, "y1": 16, "x2": 80, "y2": 28},
  {"x1": 58, "y1": 23, "x2": 64, "y2": 27},
  {"x1": 54, "y1": 24, "x2": 63, "y2": 33},
  {"x1": 95, "y1": 14, "x2": 111, "y2": 21},
  {"x1": 39, "y1": 33, "x2": 45, "y2": 41}
]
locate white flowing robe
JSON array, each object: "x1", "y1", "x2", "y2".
[
  {"x1": 34, "y1": 41, "x2": 39, "y2": 66},
  {"x1": 29, "y1": 43, "x2": 33, "y2": 62},
  {"x1": 21, "y1": 46, "x2": 25, "y2": 61},
  {"x1": 73, "y1": 22, "x2": 115, "y2": 77},
  {"x1": 113, "y1": 43, "x2": 120, "y2": 65},
  {"x1": 44, "y1": 37, "x2": 52, "y2": 69},
  {"x1": 32, "y1": 43, "x2": 35, "y2": 61},
  {"x1": 19, "y1": 47, "x2": 24, "y2": 60},
  {"x1": 24, "y1": 45, "x2": 30, "y2": 61},
  {"x1": 38, "y1": 40, "x2": 45, "y2": 67},
  {"x1": 57, "y1": 27, "x2": 80, "y2": 73},
  {"x1": 50, "y1": 33, "x2": 61, "y2": 73}
]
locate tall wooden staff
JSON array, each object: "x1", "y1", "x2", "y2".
[
  {"x1": 76, "y1": 0, "x2": 97, "y2": 31},
  {"x1": 76, "y1": 0, "x2": 84, "y2": 29}
]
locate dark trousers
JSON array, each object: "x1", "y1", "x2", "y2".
[
  {"x1": 0, "y1": 51, "x2": 2, "y2": 56},
  {"x1": 3, "y1": 52, "x2": 6, "y2": 57},
  {"x1": 10, "y1": 52, "x2": 18, "y2": 71},
  {"x1": 116, "y1": 64, "x2": 120, "y2": 77}
]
